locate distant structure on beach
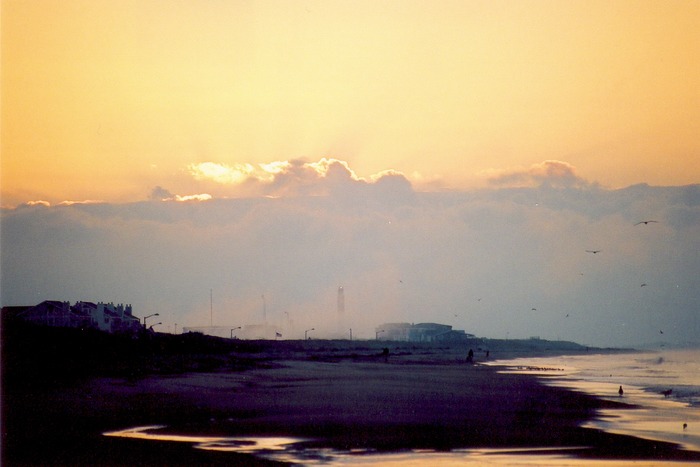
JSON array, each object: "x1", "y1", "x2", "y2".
[
  {"x1": 5, "y1": 300, "x2": 142, "y2": 334},
  {"x1": 376, "y1": 322, "x2": 474, "y2": 342}
]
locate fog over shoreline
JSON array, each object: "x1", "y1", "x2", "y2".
[{"x1": 2, "y1": 160, "x2": 698, "y2": 347}]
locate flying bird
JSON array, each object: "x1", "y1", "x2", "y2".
[
  {"x1": 586, "y1": 250, "x2": 601, "y2": 254},
  {"x1": 641, "y1": 283, "x2": 647, "y2": 287},
  {"x1": 635, "y1": 220, "x2": 659, "y2": 226}
]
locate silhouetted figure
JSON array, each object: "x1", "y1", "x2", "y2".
[
  {"x1": 684, "y1": 423, "x2": 688, "y2": 430},
  {"x1": 381, "y1": 347, "x2": 389, "y2": 363},
  {"x1": 466, "y1": 348, "x2": 474, "y2": 364},
  {"x1": 618, "y1": 385, "x2": 624, "y2": 397},
  {"x1": 485, "y1": 350, "x2": 490, "y2": 359},
  {"x1": 662, "y1": 389, "x2": 673, "y2": 398}
]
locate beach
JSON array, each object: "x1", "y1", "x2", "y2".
[{"x1": 4, "y1": 339, "x2": 700, "y2": 466}]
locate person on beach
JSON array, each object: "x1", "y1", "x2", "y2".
[
  {"x1": 466, "y1": 349, "x2": 474, "y2": 363},
  {"x1": 618, "y1": 385, "x2": 624, "y2": 396},
  {"x1": 382, "y1": 347, "x2": 389, "y2": 362}
]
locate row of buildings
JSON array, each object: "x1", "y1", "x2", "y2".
[
  {"x1": 5, "y1": 301, "x2": 474, "y2": 343},
  {"x1": 6, "y1": 300, "x2": 143, "y2": 334}
]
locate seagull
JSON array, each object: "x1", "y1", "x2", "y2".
[
  {"x1": 660, "y1": 330, "x2": 664, "y2": 334},
  {"x1": 531, "y1": 308, "x2": 537, "y2": 311},
  {"x1": 641, "y1": 283, "x2": 647, "y2": 287},
  {"x1": 586, "y1": 250, "x2": 601, "y2": 254},
  {"x1": 684, "y1": 423, "x2": 688, "y2": 430},
  {"x1": 635, "y1": 220, "x2": 659, "y2": 226}
]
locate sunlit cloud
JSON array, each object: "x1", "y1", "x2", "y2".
[
  {"x1": 149, "y1": 186, "x2": 211, "y2": 202},
  {"x1": 173, "y1": 194, "x2": 212, "y2": 202},
  {"x1": 259, "y1": 161, "x2": 292, "y2": 177},
  {"x1": 57, "y1": 200, "x2": 104, "y2": 206},
  {"x1": 305, "y1": 158, "x2": 360, "y2": 180},
  {"x1": 483, "y1": 160, "x2": 591, "y2": 189},
  {"x1": 184, "y1": 157, "x2": 413, "y2": 199},
  {"x1": 24, "y1": 200, "x2": 51, "y2": 207},
  {"x1": 188, "y1": 162, "x2": 255, "y2": 184},
  {"x1": 369, "y1": 169, "x2": 405, "y2": 183}
]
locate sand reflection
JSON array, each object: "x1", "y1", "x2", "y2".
[
  {"x1": 104, "y1": 425, "x2": 304, "y2": 453},
  {"x1": 104, "y1": 426, "x2": 698, "y2": 465}
]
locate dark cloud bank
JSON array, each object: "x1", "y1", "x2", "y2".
[{"x1": 2, "y1": 172, "x2": 698, "y2": 348}]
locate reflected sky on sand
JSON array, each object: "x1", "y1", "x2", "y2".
[
  {"x1": 105, "y1": 425, "x2": 696, "y2": 466},
  {"x1": 325, "y1": 449, "x2": 698, "y2": 466},
  {"x1": 104, "y1": 425, "x2": 304, "y2": 453}
]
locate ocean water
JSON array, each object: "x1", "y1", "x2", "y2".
[
  {"x1": 105, "y1": 349, "x2": 700, "y2": 465},
  {"x1": 487, "y1": 348, "x2": 700, "y2": 453}
]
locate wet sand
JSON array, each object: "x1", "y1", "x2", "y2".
[{"x1": 5, "y1": 346, "x2": 700, "y2": 465}]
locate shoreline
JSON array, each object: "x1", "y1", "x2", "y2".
[{"x1": 5, "y1": 346, "x2": 700, "y2": 465}]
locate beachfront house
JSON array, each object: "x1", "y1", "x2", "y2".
[{"x1": 16, "y1": 300, "x2": 142, "y2": 334}]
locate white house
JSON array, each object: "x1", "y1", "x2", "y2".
[{"x1": 18, "y1": 300, "x2": 141, "y2": 334}]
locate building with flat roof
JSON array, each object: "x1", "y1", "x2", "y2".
[{"x1": 376, "y1": 322, "x2": 474, "y2": 342}]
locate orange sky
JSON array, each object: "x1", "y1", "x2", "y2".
[{"x1": 2, "y1": 0, "x2": 699, "y2": 207}]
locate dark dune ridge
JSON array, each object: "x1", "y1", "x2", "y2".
[{"x1": 3, "y1": 327, "x2": 699, "y2": 465}]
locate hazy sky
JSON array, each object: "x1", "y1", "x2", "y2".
[
  {"x1": 2, "y1": 161, "x2": 699, "y2": 347},
  {"x1": 1, "y1": 1, "x2": 699, "y2": 347},
  {"x1": 2, "y1": 0, "x2": 699, "y2": 206}
]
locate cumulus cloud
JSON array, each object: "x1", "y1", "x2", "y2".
[
  {"x1": 149, "y1": 186, "x2": 175, "y2": 201},
  {"x1": 188, "y1": 161, "x2": 255, "y2": 184},
  {"x1": 55, "y1": 200, "x2": 106, "y2": 206},
  {"x1": 485, "y1": 160, "x2": 591, "y2": 189},
  {"x1": 149, "y1": 186, "x2": 212, "y2": 202},
  {"x1": 24, "y1": 200, "x2": 51, "y2": 207},
  {"x1": 17, "y1": 199, "x2": 103, "y2": 209},
  {"x1": 186, "y1": 157, "x2": 414, "y2": 200}
]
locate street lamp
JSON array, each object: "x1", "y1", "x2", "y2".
[
  {"x1": 305, "y1": 328, "x2": 315, "y2": 340},
  {"x1": 148, "y1": 322, "x2": 162, "y2": 331},
  {"x1": 376, "y1": 329, "x2": 385, "y2": 340},
  {"x1": 143, "y1": 313, "x2": 159, "y2": 329},
  {"x1": 230, "y1": 326, "x2": 241, "y2": 339}
]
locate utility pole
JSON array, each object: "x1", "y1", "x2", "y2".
[{"x1": 210, "y1": 288, "x2": 213, "y2": 327}]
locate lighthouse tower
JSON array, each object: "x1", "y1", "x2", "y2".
[{"x1": 337, "y1": 286, "x2": 345, "y2": 315}]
